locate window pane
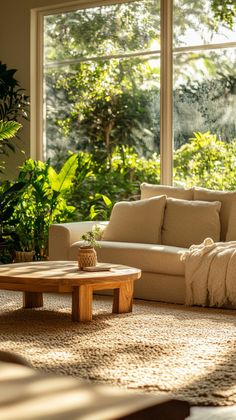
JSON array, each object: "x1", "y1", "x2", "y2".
[
  {"x1": 173, "y1": 0, "x2": 236, "y2": 48},
  {"x1": 43, "y1": 1, "x2": 161, "y2": 174},
  {"x1": 44, "y1": 1, "x2": 160, "y2": 62},
  {"x1": 44, "y1": 56, "x2": 160, "y2": 163},
  {"x1": 173, "y1": 48, "x2": 236, "y2": 189}
]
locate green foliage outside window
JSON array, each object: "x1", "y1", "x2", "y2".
[
  {"x1": 69, "y1": 146, "x2": 160, "y2": 221},
  {"x1": 174, "y1": 131, "x2": 236, "y2": 190},
  {"x1": 68, "y1": 131, "x2": 236, "y2": 221},
  {"x1": 44, "y1": 0, "x2": 236, "y2": 166},
  {"x1": 211, "y1": 0, "x2": 236, "y2": 28}
]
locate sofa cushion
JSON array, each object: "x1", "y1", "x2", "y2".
[
  {"x1": 162, "y1": 198, "x2": 221, "y2": 248},
  {"x1": 194, "y1": 187, "x2": 236, "y2": 241},
  {"x1": 70, "y1": 240, "x2": 186, "y2": 276},
  {"x1": 140, "y1": 183, "x2": 194, "y2": 200},
  {"x1": 102, "y1": 195, "x2": 166, "y2": 244}
]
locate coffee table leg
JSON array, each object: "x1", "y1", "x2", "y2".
[
  {"x1": 113, "y1": 279, "x2": 134, "y2": 314},
  {"x1": 23, "y1": 292, "x2": 43, "y2": 308},
  {"x1": 72, "y1": 285, "x2": 93, "y2": 322}
]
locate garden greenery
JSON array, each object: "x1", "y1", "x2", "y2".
[
  {"x1": 1, "y1": 130, "x2": 236, "y2": 264},
  {"x1": 174, "y1": 132, "x2": 236, "y2": 190},
  {"x1": 70, "y1": 131, "x2": 236, "y2": 221}
]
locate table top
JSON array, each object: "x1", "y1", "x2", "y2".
[
  {"x1": 0, "y1": 261, "x2": 141, "y2": 287},
  {"x1": 0, "y1": 361, "x2": 183, "y2": 420}
]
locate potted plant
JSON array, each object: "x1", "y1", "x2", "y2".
[
  {"x1": 14, "y1": 224, "x2": 35, "y2": 263},
  {"x1": 78, "y1": 225, "x2": 102, "y2": 269},
  {"x1": 0, "y1": 153, "x2": 78, "y2": 264},
  {"x1": 12, "y1": 154, "x2": 78, "y2": 261}
]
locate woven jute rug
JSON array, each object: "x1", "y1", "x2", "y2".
[{"x1": 1, "y1": 291, "x2": 236, "y2": 406}]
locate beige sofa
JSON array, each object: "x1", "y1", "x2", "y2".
[{"x1": 49, "y1": 184, "x2": 236, "y2": 305}]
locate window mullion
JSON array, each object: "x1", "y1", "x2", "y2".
[{"x1": 160, "y1": 0, "x2": 173, "y2": 185}]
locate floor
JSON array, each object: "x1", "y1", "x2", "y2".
[{"x1": 189, "y1": 405, "x2": 236, "y2": 419}]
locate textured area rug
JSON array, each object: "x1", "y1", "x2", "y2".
[{"x1": 1, "y1": 291, "x2": 236, "y2": 406}]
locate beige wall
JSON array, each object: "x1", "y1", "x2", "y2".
[{"x1": 0, "y1": 0, "x2": 76, "y2": 179}]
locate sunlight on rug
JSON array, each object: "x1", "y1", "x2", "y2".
[{"x1": 0, "y1": 290, "x2": 236, "y2": 406}]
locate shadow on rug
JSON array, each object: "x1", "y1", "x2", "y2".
[{"x1": 0, "y1": 290, "x2": 236, "y2": 406}]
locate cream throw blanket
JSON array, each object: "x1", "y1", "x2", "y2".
[{"x1": 181, "y1": 238, "x2": 236, "y2": 307}]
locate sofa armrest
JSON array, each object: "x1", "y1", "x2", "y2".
[{"x1": 48, "y1": 221, "x2": 109, "y2": 261}]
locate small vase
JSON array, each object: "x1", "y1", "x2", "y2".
[
  {"x1": 78, "y1": 246, "x2": 97, "y2": 270},
  {"x1": 14, "y1": 250, "x2": 35, "y2": 263}
]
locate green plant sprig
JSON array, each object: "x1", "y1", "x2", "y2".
[{"x1": 81, "y1": 225, "x2": 102, "y2": 248}]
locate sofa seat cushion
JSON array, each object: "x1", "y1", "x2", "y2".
[{"x1": 69, "y1": 241, "x2": 186, "y2": 276}]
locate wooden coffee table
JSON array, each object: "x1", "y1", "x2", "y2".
[{"x1": 0, "y1": 261, "x2": 141, "y2": 322}]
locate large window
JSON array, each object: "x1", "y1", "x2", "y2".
[{"x1": 33, "y1": 0, "x2": 236, "y2": 188}]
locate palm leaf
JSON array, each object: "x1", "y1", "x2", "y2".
[{"x1": 0, "y1": 120, "x2": 22, "y2": 140}]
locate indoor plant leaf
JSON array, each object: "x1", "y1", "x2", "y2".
[
  {"x1": 0, "y1": 121, "x2": 22, "y2": 140},
  {"x1": 49, "y1": 154, "x2": 78, "y2": 193}
]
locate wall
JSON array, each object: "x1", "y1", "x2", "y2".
[{"x1": 0, "y1": 0, "x2": 75, "y2": 179}]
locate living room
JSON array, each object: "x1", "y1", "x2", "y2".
[{"x1": 1, "y1": 0, "x2": 236, "y2": 419}]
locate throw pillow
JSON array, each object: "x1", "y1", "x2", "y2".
[
  {"x1": 102, "y1": 195, "x2": 166, "y2": 244},
  {"x1": 140, "y1": 183, "x2": 194, "y2": 200},
  {"x1": 194, "y1": 187, "x2": 236, "y2": 241},
  {"x1": 161, "y1": 198, "x2": 221, "y2": 248}
]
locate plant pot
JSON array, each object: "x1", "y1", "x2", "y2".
[
  {"x1": 78, "y1": 246, "x2": 97, "y2": 270},
  {"x1": 14, "y1": 251, "x2": 35, "y2": 263}
]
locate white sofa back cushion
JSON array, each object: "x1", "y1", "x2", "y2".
[
  {"x1": 140, "y1": 183, "x2": 194, "y2": 200},
  {"x1": 102, "y1": 195, "x2": 166, "y2": 244},
  {"x1": 162, "y1": 198, "x2": 221, "y2": 248},
  {"x1": 194, "y1": 187, "x2": 236, "y2": 241}
]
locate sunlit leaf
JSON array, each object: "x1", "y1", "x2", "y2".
[
  {"x1": 0, "y1": 120, "x2": 22, "y2": 140},
  {"x1": 52, "y1": 154, "x2": 78, "y2": 192},
  {"x1": 102, "y1": 195, "x2": 112, "y2": 207}
]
